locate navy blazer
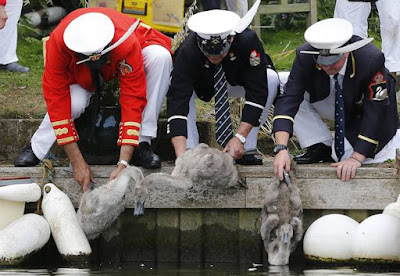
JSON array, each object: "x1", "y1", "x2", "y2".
[{"x1": 166, "y1": 29, "x2": 275, "y2": 139}]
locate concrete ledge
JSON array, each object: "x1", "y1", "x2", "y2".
[{"x1": 1, "y1": 162, "x2": 398, "y2": 210}]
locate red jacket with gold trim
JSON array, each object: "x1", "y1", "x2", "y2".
[{"x1": 42, "y1": 7, "x2": 172, "y2": 146}]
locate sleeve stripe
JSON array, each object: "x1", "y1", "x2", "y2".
[
  {"x1": 272, "y1": 115, "x2": 295, "y2": 123},
  {"x1": 358, "y1": 134, "x2": 379, "y2": 145},
  {"x1": 121, "y1": 139, "x2": 139, "y2": 144},
  {"x1": 123, "y1": 122, "x2": 141, "y2": 128},
  {"x1": 168, "y1": 115, "x2": 187, "y2": 122},
  {"x1": 52, "y1": 119, "x2": 71, "y2": 127},
  {"x1": 244, "y1": 101, "x2": 264, "y2": 110},
  {"x1": 57, "y1": 137, "x2": 75, "y2": 144}
]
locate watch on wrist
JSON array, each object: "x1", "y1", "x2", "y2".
[
  {"x1": 234, "y1": 133, "x2": 246, "y2": 144},
  {"x1": 273, "y1": 144, "x2": 288, "y2": 155},
  {"x1": 117, "y1": 160, "x2": 129, "y2": 168}
]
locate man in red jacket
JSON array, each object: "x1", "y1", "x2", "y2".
[{"x1": 14, "y1": 8, "x2": 172, "y2": 191}]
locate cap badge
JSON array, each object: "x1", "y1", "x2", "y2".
[
  {"x1": 119, "y1": 59, "x2": 133, "y2": 75},
  {"x1": 89, "y1": 54, "x2": 102, "y2": 62},
  {"x1": 211, "y1": 36, "x2": 222, "y2": 45},
  {"x1": 319, "y1": 49, "x2": 331, "y2": 56},
  {"x1": 249, "y1": 49, "x2": 260, "y2": 66}
]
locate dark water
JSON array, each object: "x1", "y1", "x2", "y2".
[{"x1": 1, "y1": 264, "x2": 400, "y2": 275}]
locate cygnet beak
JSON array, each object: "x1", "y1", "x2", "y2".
[{"x1": 134, "y1": 201, "x2": 145, "y2": 216}]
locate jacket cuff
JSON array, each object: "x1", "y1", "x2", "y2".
[
  {"x1": 354, "y1": 134, "x2": 379, "y2": 158},
  {"x1": 52, "y1": 119, "x2": 79, "y2": 145},
  {"x1": 242, "y1": 102, "x2": 264, "y2": 126},
  {"x1": 272, "y1": 116, "x2": 294, "y2": 136},
  {"x1": 166, "y1": 116, "x2": 187, "y2": 138},
  {"x1": 117, "y1": 121, "x2": 140, "y2": 146}
]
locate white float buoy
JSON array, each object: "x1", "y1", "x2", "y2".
[
  {"x1": 0, "y1": 181, "x2": 41, "y2": 229},
  {"x1": 0, "y1": 183, "x2": 41, "y2": 202},
  {"x1": 383, "y1": 195, "x2": 400, "y2": 219},
  {"x1": 0, "y1": 213, "x2": 50, "y2": 266},
  {"x1": 303, "y1": 214, "x2": 359, "y2": 261},
  {"x1": 352, "y1": 214, "x2": 400, "y2": 262},
  {"x1": 0, "y1": 199, "x2": 25, "y2": 230},
  {"x1": 42, "y1": 183, "x2": 91, "y2": 258}
]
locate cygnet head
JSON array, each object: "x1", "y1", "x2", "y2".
[
  {"x1": 133, "y1": 185, "x2": 148, "y2": 216},
  {"x1": 268, "y1": 223, "x2": 294, "y2": 266}
]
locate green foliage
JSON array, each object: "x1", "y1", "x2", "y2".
[
  {"x1": 23, "y1": 0, "x2": 54, "y2": 10},
  {"x1": 23, "y1": 0, "x2": 84, "y2": 13},
  {"x1": 262, "y1": 29, "x2": 305, "y2": 71},
  {"x1": 317, "y1": 0, "x2": 335, "y2": 21}
]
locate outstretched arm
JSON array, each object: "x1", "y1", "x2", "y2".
[
  {"x1": 172, "y1": 136, "x2": 187, "y2": 158},
  {"x1": 331, "y1": 151, "x2": 365, "y2": 181},
  {"x1": 110, "y1": 145, "x2": 135, "y2": 180},
  {"x1": 224, "y1": 122, "x2": 252, "y2": 159},
  {"x1": 273, "y1": 131, "x2": 291, "y2": 180},
  {"x1": 64, "y1": 142, "x2": 94, "y2": 191}
]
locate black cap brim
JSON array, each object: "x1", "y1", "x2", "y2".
[{"x1": 317, "y1": 53, "x2": 343, "y2": 66}]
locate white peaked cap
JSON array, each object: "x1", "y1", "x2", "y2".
[
  {"x1": 304, "y1": 18, "x2": 353, "y2": 50},
  {"x1": 188, "y1": 10, "x2": 241, "y2": 39},
  {"x1": 63, "y1": 12, "x2": 115, "y2": 56},
  {"x1": 301, "y1": 18, "x2": 374, "y2": 65},
  {"x1": 188, "y1": 0, "x2": 261, "y2": 39}
]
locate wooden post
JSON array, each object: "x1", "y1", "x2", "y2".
[{"x1": 307, "y1": 0, "x2": 318, "y2": 26}]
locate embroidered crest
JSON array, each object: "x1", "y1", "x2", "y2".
[
  {"x1": 373, "y1": 72, "x2": 384, "y2": 83},
  {"x1": 229, "y1": 52, "x2": 236, "y2": 61},
  {"x1": 249, "y1": 50, "x2": 260, "y2": 66},
  {"x1": 368, "y1": 72, "x2": 388, "y2": 101},
  {"x1": 119, "y1": 59, "x2": 133, "y2": 75}
]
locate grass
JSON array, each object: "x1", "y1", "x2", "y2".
[
  {"x1": 0, "y1": 35, "x2": 46, "y2": 119},
  {"x1": 262, "y1": 28, "x2": 307, "y2": 71}
]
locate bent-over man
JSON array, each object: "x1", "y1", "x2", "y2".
[
  {"x1": 167, "y1": 0, "x2": 279, "y2": 165},
  {"x1": 14, "y1": 7, "x2": 172, "y2": 190},
  {"x1": 272, "y1": 18, "x2": 400, "y2": 181}
]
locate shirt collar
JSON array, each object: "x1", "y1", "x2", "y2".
[{"x1": 329, "y1": 57, "x2": 348, "y2": 79}]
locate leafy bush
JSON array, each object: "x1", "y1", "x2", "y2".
[{"x1": 22, "y1": 0, "x2": 83, "y2": 12}]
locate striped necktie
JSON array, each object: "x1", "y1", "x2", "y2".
[
  {"x1": 334, "y1": 74, "x2": 345, "y2": 161},
  {"x1": 214, "y1": 64, "x2": 233, "y2": 148}
]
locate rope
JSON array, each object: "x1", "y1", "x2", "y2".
[
  {"x1": 171, "y1": 0, "x2": 198, "y2": 52},
  {"x1": 35, "y1": 159, "x2": 56, "y2": 215}
]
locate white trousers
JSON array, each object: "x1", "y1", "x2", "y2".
[
  {"x1": 223, "y1": 0, "x2": 248, "y2": 17},
  {"x1": 292, "y1": 85, "x2": 400, "y2": 164},
  {"x1": 0, "y1": 0, "x2": 23, "y2": 65},
  {"x1": 186, "y1": 68, "x2": 280, "y2": 151},
  {"x1": 334, "y1": 0, "x2": 400, "y2": 72},
  {"x1": 31, "y1": 44, "x2": 172, "y2": 160}
]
